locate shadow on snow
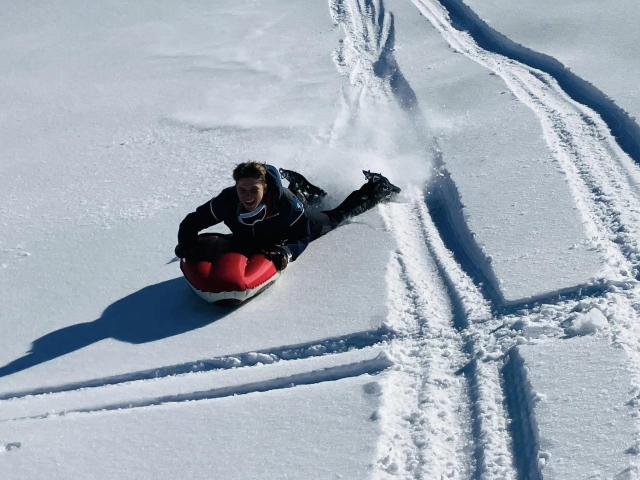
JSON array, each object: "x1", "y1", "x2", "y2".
[{"x1": 0, "y1": 278, "x2": 230, "y2": 380}]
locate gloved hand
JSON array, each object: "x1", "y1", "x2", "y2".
[
  {"x1": 261, "y1": 245, "x2": 292, "y2": 271},
  {"x1": 174, "y1": 243, "x2": 200, "y2": 262}
]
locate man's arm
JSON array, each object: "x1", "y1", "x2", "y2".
[
  {"x1": 276, "y1": 190, "x2": 311, "y2": 262},
  {"x1": 262, "y1": 213, "x2": 311, "y2": 270},
  {"x1": 283, "y1": 213, "x2": 311, "y2": 261},
  {"x1": 177, "y1": 199, "x2": 222, "y2": 248}
]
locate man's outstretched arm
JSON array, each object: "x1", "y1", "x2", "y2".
[
  {"x1": 177, "y1": 200, "x2": 221, "y2": 249},
  {"x1": 283, "y1": 213, "x2": 312, "y2": 261},
  {"x1": 262, "y1": 213, "x2": 311, "y2": 271}
]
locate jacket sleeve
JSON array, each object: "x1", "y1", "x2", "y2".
[
  {"x1": 177, "y1": 198, "x2": 221, "y2": 248},
  {"x1": 282, "y1": 209, "x2": 311, "y2": 261}
]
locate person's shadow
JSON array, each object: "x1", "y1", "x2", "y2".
[{"x1": 0, "y1": 278, "x2": 230, "y2": 380}]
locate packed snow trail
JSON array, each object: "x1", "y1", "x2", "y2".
[
  {"x1": 0, "y1": 328, "x2": 390, "y2": 400},
  {"x1": 329, "y1": 0, "x2": 526, "y2": 477},
  {"x1": 417, "y1": 193, "x2": 520, "y2": 479},
  {"x1": 329, "y1": 1, "x2": 478, "y2": 477},
  {"x1": 410, "y1": 0, "x2": 640, "y2": 283},
  {"x1": 408, "y1": 0, "x2": 640, "y2": 476},
  {"x1": 381, "y1": 198, "x2": 520, "y2": 479},
  {"x1": 435, "y1": 0, "x2": 640, "y2": 166},
  {"x1": 379, "y1": 202, "x2": 474, "y2": 479},
  {"x1": 332, "y1": 0, "x2": 640, "y2": 476},
  {"x1": 0, "y1": 348, "x2": 392, "y2": 422}
]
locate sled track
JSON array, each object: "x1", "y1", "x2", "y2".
[
  {"x1": 0, "y1": 328, "x2": 391, "y2": 401},
  {"x1": 380, "y1": 200, "x2": 520, "y2": 479},
  {"x1": 408, "y1": 0, "x2": 640, "y2": 477},
  {"x1": 1, "y1": 353, "x2": 393, "y2": 422},
  {"x1": 329, "y1": 0, "x2": 526, "y2": 477},
  {"x1": 378, "y1": 202, "x2": 474, "y2": 479},
  {"x1": 412, "y1": 0, "x2": 640, "y2": 280},
  {"x1": 433, "y1": 0, "x2": 640, "y2": 166}
]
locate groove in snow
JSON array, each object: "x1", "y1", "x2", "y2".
[
  {"x1": 0, "y1": 328, "x2": 391, "y2": 401},
  {"x1": 418, "y1": 196, "x2": 518, "y2": 480},
  {"x1": 434, "y1": 0, "x2": 640, "y2": 167},
  {"x1": 378, "y1": 201, "x2": 474, "y2": 479},
  {"x1": 4, "y1": 354, "x2": 392, "y2": 422},
  {"x1": 410, "y1": 2, "x2": 640, "y2": 474}
]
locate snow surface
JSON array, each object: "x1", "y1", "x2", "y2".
[
  {"x1": 511, "y1": 337, "x2": 637, "y2": 479},
  {"x1": 462, "y1": 0, "x2": 640, "y2": 123},
  {"x1": 0, "y1": 376, "x2": 382, "y2": 480},
  {"x1": 0, "y1": 212, "x2": 393, "y2": 397},
  {"x1": 3, "y1": 0, "x2": 640, "y2": 478},
  {"x1": 390, "y1": 0, "x2": 610, "y2": 305}
]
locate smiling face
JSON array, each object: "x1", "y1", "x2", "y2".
[{"x1": 236, "y1": 177, "x2": 267, "y2": 211}]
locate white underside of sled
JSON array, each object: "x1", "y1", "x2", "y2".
[{"x1": 185, "y1": 271, "x2": 282, "y2": 304}]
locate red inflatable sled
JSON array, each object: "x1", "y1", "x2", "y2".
[{"x1": 180, "y1": 252, "x2": 281, "y2": 305}]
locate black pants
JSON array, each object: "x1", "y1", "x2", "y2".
[{"x1": 307, "y1": 210, "x2": 335, "y2": 240}]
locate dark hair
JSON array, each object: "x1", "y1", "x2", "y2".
[{"x1": 233, "y1": 162, "x2": 268, "y2": 183}]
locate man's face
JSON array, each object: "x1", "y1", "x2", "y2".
[{"x1": 236, "y1": 177, "x2": 266, "y2": 211}]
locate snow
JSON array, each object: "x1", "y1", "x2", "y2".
[
  {"x1": 3, "y1": 0, "x2": 640, "y2": 477},
  {"x1": 564, "y1": 307, "x2": 609, "y2": 337},
  {"x1": 511, "y1": 337, "x2": 638, "y2": 478},
  {"x1": 462, "y1": 0, "x2": 640, "y2": 123},
  {"x1": 0, "y1": 346, "x2": 389, "y2": 422},
  {"x1": 0, "y1": 376, "x2": 382, "y2": 480},
  {"x1": 368, "y1": 0, "x2": 608, "y2": 306},
  {"x1": 0, "y1": 211, "x2": 393, "y2": 398}
]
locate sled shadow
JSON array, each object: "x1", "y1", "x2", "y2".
[{"x1": 0, "y1": 278, "x2": 230, "y2": 379}]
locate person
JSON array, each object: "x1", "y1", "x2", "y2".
[{"x1": 175, "y1": 162, "x2": 400, "y2": 270}]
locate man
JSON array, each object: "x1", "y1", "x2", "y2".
[{"x1": 175, "y1": 162, "x2": 400, "y2": 270}]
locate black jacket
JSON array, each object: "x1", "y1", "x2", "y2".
[{"x1": 178, "y1": 165, "x2": 311, "y2": 260}]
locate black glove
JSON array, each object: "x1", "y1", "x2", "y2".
[
  {"x1": 261, "y1": 245, "x2": 292, "y2": 271},
  {"x1": 175, "y1": 243, "x2": 200, "y2": 262}
]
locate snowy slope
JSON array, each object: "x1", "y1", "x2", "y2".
[
  {"x1": 1, "y1": 376, "x2": 383, "y2": 480},
  {"x1": 509, "y1": 337, "x2": 637, "y2": 479},
  {"x1": 388, "y1": 0, "x2": 610, "y2": 306},
  {"x1": 462, "y1": 0, "x2": 640, "y2": 131},
  {"x1": 3, "y1": 0, "x2": 640, "y2": 478},
  {"x1": 0, "y1": 0, "x2": 394, "y2": 394}
]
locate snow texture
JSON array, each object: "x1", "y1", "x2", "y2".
[
  {"x1": 513, "y1": 337, "x2": 638, "y2": 479},
  {"x1": 3, "y1": 0, "x2": 640, "y2": 478},
  {"x1": 461, "y1": 0, "x2": 640, "y2": 163},
  {"x1": 0, "y1": 376, "x2": 382, "y2": 480}
]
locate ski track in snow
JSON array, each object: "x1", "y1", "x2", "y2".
[
  {"x1": 378, "y1": 195, "x2": 526, "y2": 480},
  {"x1": 410, "y1": 0, "x2": 640, "y2": 476},
  {"x1": 0, "y1": 328, "x2": 390, "y2": 401},
  {"x1": 330, "y1": 1, "x2": 519, "y2": 477},
  {"x1": 328, "y1": 0, "x2": 640, "y2": 477},
  {"x1": 379, "y1": 202, "x2": 474, "y2": 479},
  {"x1": 1, "y1": 353, "x2": 393, "y2": 422},
  {"x1": 5, "y1": 1, "x2": 640, "y2": 478},
  {"x1": 411, "y1": 0, "x2": 640, "y2": 282}
]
